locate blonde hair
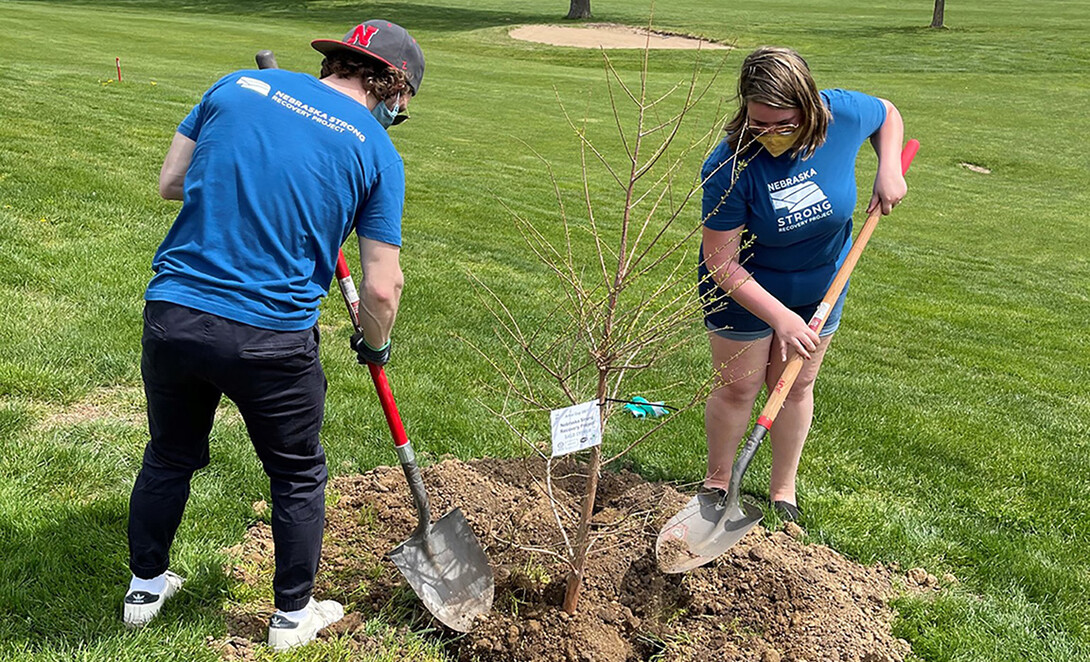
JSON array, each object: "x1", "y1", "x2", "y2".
[{"x1": 725, "y1": 46, "x2": 831, "y2": 160}]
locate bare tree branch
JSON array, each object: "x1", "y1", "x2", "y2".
[
  {"x1": 555, "y1": 87, "x2": 625, "y2": 189},
  {"x1": 473, "y1": 29, "x2": 741, "y2": 614}
]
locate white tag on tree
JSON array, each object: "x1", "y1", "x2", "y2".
[{"x1": 550, "y1": 400, "x2": 601, "y2": 457}]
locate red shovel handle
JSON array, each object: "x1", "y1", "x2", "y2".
[
  {"x1": 369, "y1": 362, "x2": 410, "y2": 448},
  {"x1": 901, "y1": 138, "x2": 920, "y2": 174},
  {"x1": 335, "y1": 249, "x2": 410, "y2": 448}
]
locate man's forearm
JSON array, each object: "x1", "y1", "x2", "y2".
[
  {"x1": 160, "y1": 181, "x2": 185, "y2": 201},
  {"x1": 358, "y1": 285, "x2": 400, "y2": 348},
  {"x1": 356, "y1": 236, "x2": 404, "y2": 348},
  {"x1": 159, "y1": 132, "x2": 195, "y2": 200}
]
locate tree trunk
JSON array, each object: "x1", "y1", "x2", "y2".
[
  {"x1": 563, "y1": 444, "x2": 601, "y2": 613},
  {"x1": 563, "y1": 379, "x2": 607, "y2": 614},
  {"x1": 930, "y1": 0, "x2": 945, "y2": 28},
  {"x1": 566, "y1": 0, "x2": 592, "y2": 20}
]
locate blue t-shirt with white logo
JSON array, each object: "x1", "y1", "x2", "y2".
[
  {"x1": 146, "y1": 69, "x2": 405, "y2": 331},
  {"x1": 700, "y1": 89, "x2": 886, "y2": 307}
]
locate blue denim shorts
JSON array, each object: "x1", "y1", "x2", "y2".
[{"x1": 704, "y1": 285, "x2": 848, "y2": 341}]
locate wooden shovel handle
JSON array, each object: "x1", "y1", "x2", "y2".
[{"x1": 756, "y1": 140, "x2": 919, "y2": 430}]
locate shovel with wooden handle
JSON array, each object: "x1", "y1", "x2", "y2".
[{"x1": 657, "y1": 139, "x2": 920, "y2": 573}]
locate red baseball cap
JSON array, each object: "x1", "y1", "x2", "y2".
[{"x1": 312, "y1": 20, "x2": 425, "y2": 95}]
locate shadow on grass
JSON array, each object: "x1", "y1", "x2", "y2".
[
  {"x1": 0, "y1": 497, "x2": 233, "y2": 653},
  {"x1": 17, "y1": 0, "x2": 559, "y2": 32}
]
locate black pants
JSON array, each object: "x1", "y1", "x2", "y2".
[{"x1": 129, "y1": 301, "x2": 328, "y2": 611}]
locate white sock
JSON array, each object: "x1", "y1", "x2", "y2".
[
  {"x1": 276, "y1": 606, "x2": 310, "y2": 623},
  {"x1": 129, "y1": 573, "x2": 166, "y2": 595}
]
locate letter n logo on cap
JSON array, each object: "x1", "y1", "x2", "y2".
[{"x1": 347, "y1": 24, "x2": 379, "y2": 47}]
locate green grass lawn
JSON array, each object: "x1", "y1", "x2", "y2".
[{"x1": 1, "y1": 0, "x2": 1088, "y2": 660}]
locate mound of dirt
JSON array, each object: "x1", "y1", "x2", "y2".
[{"x1": 217, "y1": 458, "x2": 912, "y2": 661}]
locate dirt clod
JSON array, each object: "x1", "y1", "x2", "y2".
[
  {"x1": 657, "y1": 537, "x2": 701, "y2": 570},
  {"x1": 217, "y1": 458, "x2": 910, "y2": 661},
  {"x1": 749, "y1": 542, "x2": 774, "y2": 561}
]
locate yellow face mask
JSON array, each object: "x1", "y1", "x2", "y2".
[{"x1": 755, "y1": 131, "x2": 799, "y2": 158}]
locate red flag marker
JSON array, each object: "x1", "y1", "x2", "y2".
[{"x1": 116, "y1": 57, "x2": 122, "y2": 82}]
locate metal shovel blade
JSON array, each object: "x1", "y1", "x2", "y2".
[
  {"x1": 656, "y1": 492, "x2": 763, "y2": 573},
  {"x1": 389, "y1": 507, "x2": 494, "y2": 632}
]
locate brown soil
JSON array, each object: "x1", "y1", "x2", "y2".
[
  {"x1": 656, "y1": 536, "x2": 703, "y2": 570},
  {"x1": 217, "y1": 458, "x2": 913, "y2": 661},
  {"x1": 509, "y1": 24, "x2": 730, "y2": 50}
]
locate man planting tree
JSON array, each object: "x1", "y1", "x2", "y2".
[{"x1": 123, "y1": 20, "x2": 424, "y2": 650}]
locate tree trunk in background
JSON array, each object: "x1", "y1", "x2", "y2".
[
  {"x1": 930, "y1": 0, "x2": 946, "y2": 27},
  {"x1": 566, "y1": 0, "x2": 592, "y2": 19}
]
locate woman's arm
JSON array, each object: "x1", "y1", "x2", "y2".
[
  {"x1": 703, "y1": 225, "x2": 820, "y2": 360},
  {"x1": 867, "y1": 99, "x2": 907, "y2": 215}
]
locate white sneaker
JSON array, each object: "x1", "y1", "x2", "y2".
[
  {"x1": 123, "y1": 571, "x2": 185, "y2": 627},
  {"x1": 267, "y1": 597, "x2": 345, "y2": 651}
]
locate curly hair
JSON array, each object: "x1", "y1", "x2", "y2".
[
  {"x1": 725, "y1": 46, "x2": 831, "y2": 160},
  {"x1": 319, "y1": 52, "x2": 411, "y2": 100}
]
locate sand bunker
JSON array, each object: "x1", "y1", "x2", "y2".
[{"x1": 510, "y1": 24, "x2": 729, "y2": 50}]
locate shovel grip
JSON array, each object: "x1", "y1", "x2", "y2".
[{"x1": 727, "y1": 423, "x2": 769, "y2": 498}]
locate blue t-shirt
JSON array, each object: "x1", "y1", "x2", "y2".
[
  {"x1": 146, "y1": 69, "x2": 405, "y2": 331},
  {"x1": 700, "y1": 89, "x2": 886, "y2": 307}
]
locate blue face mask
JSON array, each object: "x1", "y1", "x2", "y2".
[{"x1": 372, "y1": 96, "x2": 399, "y2": 130}]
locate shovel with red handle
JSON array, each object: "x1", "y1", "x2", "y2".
[
  {"x1": 657, "y1": 139, "x2": 920, "y2": 573},
  {"x1": 333, "y1": 251, "x2": 494, "y2": 631},
  {"x1": 253, "y1": 49, "x2": 494, "y2": 630}
]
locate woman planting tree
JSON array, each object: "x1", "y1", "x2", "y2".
[{"x1": 699, "y1": 46, "x2": 906, "y2": 520}]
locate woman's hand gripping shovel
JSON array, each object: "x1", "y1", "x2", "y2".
[
  {"x1": 334, "y1": 251, "x2": 495, "y2": 630},
  {"x1": 656, "y1": 139, "x2": 920, "y2": 573}
]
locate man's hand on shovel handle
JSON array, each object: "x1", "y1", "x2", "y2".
[{"x1": 350, "y1": 333, "x2": 391, "y2": 366}]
